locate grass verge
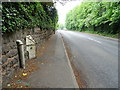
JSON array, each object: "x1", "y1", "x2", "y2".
[{"x1": 79, "y1": 30, "x2": 119, "y2": 38}]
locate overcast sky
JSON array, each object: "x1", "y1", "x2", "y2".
[{"x1": 55, "y1": 0, "x2": 83, "y2": 24}]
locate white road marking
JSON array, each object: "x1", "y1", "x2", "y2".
[{"x1": 88, "y1": 38, "x2": 102, "y2": 44}]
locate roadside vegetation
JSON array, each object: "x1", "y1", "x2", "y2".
[
  {"x1": 65, "y1": 2, "x2": 120, "y2": 38},
  {"x1": 57, "y1": 23, "x2": 65, "y2": 30},
  {"x1": 2, "y1": 2, "x2": 58, "y2": 33}
]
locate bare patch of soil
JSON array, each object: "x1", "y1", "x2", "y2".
[{"x1": 4, "y1": 59, "x2": 39, "y2": 88}]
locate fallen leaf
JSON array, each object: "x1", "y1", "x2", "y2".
[
  {"x1": 7, "y1": 84, "x2": 11, "y2": 87},
  {"x1": 25, "y1": 83, "x2": 30, "y2": 87},
  {"x1": 22, "y1": 73, "x2": 27, "y2": 76}
]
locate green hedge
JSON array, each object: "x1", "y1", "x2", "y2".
[
  {"x1": 2, "y1": 2, "x2": 58, "y2": 33},
  {"x1": 65, "y1": 2, "x2": 120, "y2": 34}
]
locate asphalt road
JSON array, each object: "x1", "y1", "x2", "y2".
[{"x1": 59, "y1": 30, "x2": 118, "y2": 88}]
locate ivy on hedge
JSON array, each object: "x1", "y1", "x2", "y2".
[{"x1": 2, "y1": 2, "x2": 58, "y2": 33}]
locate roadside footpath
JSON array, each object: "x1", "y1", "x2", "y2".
[{"x1": 26, "y1": 31, "x2": 78, "y2": 88}]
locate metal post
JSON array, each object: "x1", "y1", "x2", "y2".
[{"x1": 16, "y1": 40, "x2": 25, "y2": 69}]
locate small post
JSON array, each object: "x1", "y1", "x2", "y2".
[
  {"x1": 16, "y1": 40, "x2": 25, "y2": 69},
  {"x1": 53, "y1": 29, "x2": 55, "y2": 34}
]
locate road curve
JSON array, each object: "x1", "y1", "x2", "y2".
[{"x1": 59, "y1": 30, "x2": 118, "y2": 88}]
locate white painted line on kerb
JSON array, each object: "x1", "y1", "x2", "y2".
[{"x1": 88, "y1": 38, "x2": 102, "y2": 44}]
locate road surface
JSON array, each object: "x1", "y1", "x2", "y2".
[{"x1": 59, "y1": 30, "x2": 118, "y2": 88}]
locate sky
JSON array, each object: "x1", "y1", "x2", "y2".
[{"x1": 55, "y1": 0, "x2": 83, "y2": 25}]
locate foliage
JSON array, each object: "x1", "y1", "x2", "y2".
[
  {"x1": 57, "y1": 23, "x2": 65, "y2": 29},
  {"x1": 65, "y1": 2, "x2": 120, "y2": 34},
  {"x1": 2, "y1": 2, "x2": 58, "y2": 33}
]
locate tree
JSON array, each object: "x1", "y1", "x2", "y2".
[
  {"x1": 58, "y1": 24, "x2": 65, "y2": 30},
  {"x1": 65, "y1": 2, "x2": 120, "y2": 34}
]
